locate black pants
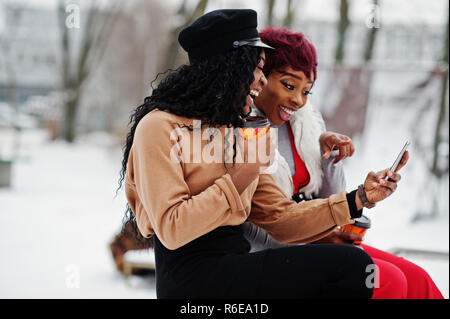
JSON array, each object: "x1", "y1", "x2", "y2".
[{"x1": 154, "y1": 226, "x2": 374, "y2": 299}]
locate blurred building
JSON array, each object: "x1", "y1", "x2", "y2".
[
  {"x1": 0, "y1": 2, "x2": 60, "y2": 104},
  {"x1": 1, "y1": 1, "x2": 445, "y2": 103},
  {"x1": 299, "y1": 20, "x2": 445, "y2": 66}
]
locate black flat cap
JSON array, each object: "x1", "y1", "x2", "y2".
[{"x1": 178, "y1": 9, "x2": 274, "y2": 62}]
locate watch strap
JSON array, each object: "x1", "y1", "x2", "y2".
[{"x1": 357, "y1": 184, "x2": 376, "y2": 209}]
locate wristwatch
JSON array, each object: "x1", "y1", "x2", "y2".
[{"x1": 357, "y1": 184, "x2": 376, "y2": 209}]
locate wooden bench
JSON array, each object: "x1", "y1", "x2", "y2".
[{"x1": 122, "y1": 249, "x2": 156, "y2": 279}]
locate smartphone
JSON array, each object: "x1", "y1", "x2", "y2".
[{"x1": 386, "y1": 140, "x2": 410, "y2": 179}]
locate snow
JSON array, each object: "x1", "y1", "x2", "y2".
[{"x1": 0, "y1": 129, "x2": 156, "y2": 298}]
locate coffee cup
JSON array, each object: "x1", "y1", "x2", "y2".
[
  {"x1": 238, "y1": 116, "x2": 271, "y2": 140},
  {"x1": 340, "y1": 215, "x2": 371, "y2": 245}
]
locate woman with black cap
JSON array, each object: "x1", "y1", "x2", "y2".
[{"x1": 117, "y1": 9, "x2": 407, "y2": 299}]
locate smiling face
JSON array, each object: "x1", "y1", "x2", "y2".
[
  {"x1": 254, "y1": 66, "x2": 315, "y2": 125},
  {"x1": 243, "y1": 51, "x2": 268, "y2": 115}
]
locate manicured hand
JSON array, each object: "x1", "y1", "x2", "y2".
[
  {"x1": 363, "y1": 150, "x2": 409, "y2": 203},
  {"x1": 320, "y1": 131, "x2": 355, "y2": 164}
]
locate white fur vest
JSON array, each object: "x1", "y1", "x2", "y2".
[{"x1": 252, "y1": 101, "x2": 325, "y2": 198}]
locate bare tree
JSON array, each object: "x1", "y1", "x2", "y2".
[
  {"x1": 335, "y1": 0, "x2": 349, "y2": 64},
  {"x1": 58, "y1": 0, "x2": 121, "y2": 142},
  {"x1": 0, "y1": 2, "x2": 22, "y2": 158},
  {"x1": 404, "y1": 14, "x2": 449, "y2": 222},
  {"x1": 282, "y1": 0, "x2": 297, "y2": 28},
  {"x1": 81, "y1": 0, "x2": 170, "y2": 141},
  {"x1": 363, "y1": 0, "x2": 379, "y2": 63},
  {"x1": 431, "y1": 12, "x2": 449, "y2": 178},
  {"x1": 266, "y1": 0, "x2": 276, "y2": 27},
  {"x1": 159, "y1": 0, "x2": 209, "y2": 74},
  {"x1": 321, "y1": 0, "x2": 373, "y2": 139}
]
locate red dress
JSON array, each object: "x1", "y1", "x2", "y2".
[{"x1": 286, "y1": 123, "x2": 444, "y2": 299}]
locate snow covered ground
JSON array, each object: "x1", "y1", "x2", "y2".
[{"x1": 0, "y1": 129, "x2": 156, "y2": 298}]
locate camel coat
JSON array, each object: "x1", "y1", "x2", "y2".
[{"x1": 125, "y1": 109, "x2": 353, "y2": 250}]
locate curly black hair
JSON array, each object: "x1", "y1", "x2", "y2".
[{"x1": 117, "y1": 46, "x2": 262, "y2": 246}]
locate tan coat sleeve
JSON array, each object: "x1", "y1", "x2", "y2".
[
  {"x1": 248, "y1": 174, "x2": 353, "y2": 244},
  {"x1": 130, "y1": 113, "x2": 247, "y2": 250}
]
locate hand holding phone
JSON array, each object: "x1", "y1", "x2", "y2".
[
  {"x1": 385, "y1": 140, "x2": 410, "y2": 180},
  {"x1": 360, "y1": 141, "x2": 410, "y2": 206}
]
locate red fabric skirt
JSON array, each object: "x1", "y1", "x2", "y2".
[{"x1": 362, "y1": 244, "x2": 444, "y2": 299}]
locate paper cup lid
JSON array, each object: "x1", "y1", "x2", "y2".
[
  {"x1": 353, "y1": 215, "x2": 371, "y2": 229},
  {"x1": 243, "y1": 116, "x2": 271, "y2": 128}
]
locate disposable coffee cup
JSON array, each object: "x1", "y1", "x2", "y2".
[
  {"x1": 238, "y1": 116, "x2": 271, "y2": 140},
  {"x1": 340, "y1": 215, "x2": 371, "y2": 245}
]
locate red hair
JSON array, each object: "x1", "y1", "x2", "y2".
[{"x1": 259, "y1": 27, "x2": 318, "y2": 81}]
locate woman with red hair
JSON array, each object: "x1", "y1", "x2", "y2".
[{"x1": 242, "y1": 26, "x2": 444, "y2": 299}]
